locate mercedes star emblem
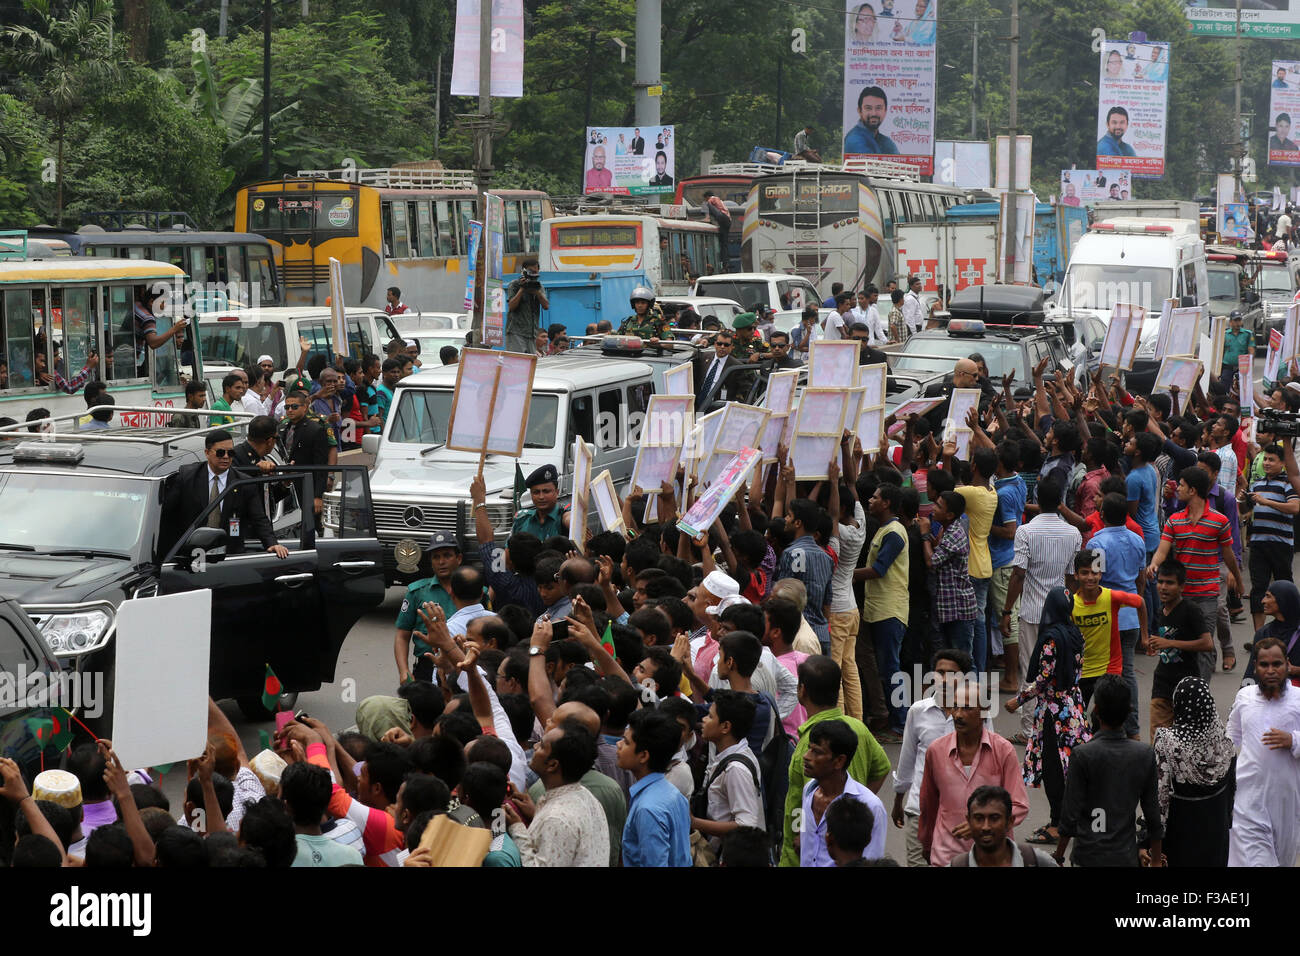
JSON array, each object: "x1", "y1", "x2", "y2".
[{"x1": 403, "y1": 506, "x2": 425, "y2": 528}]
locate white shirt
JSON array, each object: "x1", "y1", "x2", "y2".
[
  {"x1": 828, "y1": 501, "x2": 867, "y2": 613},
  {"x1": 1214, "y1": 443, "x2": 1238, "y2": 499},
  {"x1": 1278, "y1": 213, "x2": 1292, "y2": 234},
  {"x1": 455, "y1": 668, "x2": 527, "y2": 792},
  {"x1": 226, "y1": 766, "x2": 267, "y2": 835},
  {"x1": 508, "y1": 782, "x2": 610, "y2": 867},
  {"x1": 822, "y1": 310, "x2": 848, "y2": 341},
  {"x1": 1011, "y1": 513, "x2": 1083, "y2": 623},
  {"x1": 241, "y1": 391, "x2": 275, "y2": 416},
  {"x1": 207, "y1": 466, "x2": 229, "y2": 495},
  {"x1": 902, "y1": 291, "x2": 925, "y2": 332},
  {"x1": 703, "y1": 741, "x2": 764, "y2": 835},
  {"x1": 864, "y1": 303, "x2": 886, "y2": 345}
]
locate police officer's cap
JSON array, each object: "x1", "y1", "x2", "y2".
[
  {"x1": 428, "y1": 531, "x2": 461, "y2": 553},
  {"x1": 732, "y1": 312, "x2": 757, "y2": 329},
  {"x1": 526, "y1": 464, "x2": 559, "y2": 488}
]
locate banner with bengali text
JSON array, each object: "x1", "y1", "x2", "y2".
[{"x1": 1096, "y1": 40, "x2": 1169, "y2": 176}]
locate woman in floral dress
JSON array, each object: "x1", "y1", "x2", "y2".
[{"x1": 1003, "y1": 587, "x2": 1092, "y2": 845}]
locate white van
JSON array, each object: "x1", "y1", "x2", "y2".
[
  {"x1": 198, "y1": 307, "x2": 405, "y2": 375},
  {"x1": 1051, "y1": 218, "x2": 1209, "y2": 392}
]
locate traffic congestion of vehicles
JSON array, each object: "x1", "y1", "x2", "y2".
[{"x1": 0, "y1": 145, "x2": 1290, "y2": 770}]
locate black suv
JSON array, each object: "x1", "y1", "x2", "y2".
[
  {"x1": 892, "y1": 320, "x2": 1075, "y2": 390},
  {"x1": 0, "y1": 425, "x2": 385, "y2": 764}
]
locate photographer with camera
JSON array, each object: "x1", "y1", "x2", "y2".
[{"x1": 505, "y1": 258, "x2": 550, "y2": 355}]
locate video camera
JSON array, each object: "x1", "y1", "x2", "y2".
[
  {"x1": 521, "y1": 268, "x2": 543, "y2": 291},
  {"x1": 1257, "y1": 407, "x2": 1300, "y2": 439}
]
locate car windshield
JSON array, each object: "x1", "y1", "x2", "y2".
[
  {"x1": 0, "y1": 473, "x2": 147, "y2": 556},
  {"x1": 1063, "y1": 264, "x2": 1172, "y2": 310},
  {"x1": 199, "y1": 323, "x2": 288, "y2": 370},
  {"x1": 1207, "y1": 268, "x2": 1240, "y2": 301},
  {"x1": 1260, "y1": 265, "x2": 1293, "y2": 293},
  {"x1": 893, "y1": 338, "x2": 1026, "y2": 382},
  {"x1": 389, "y1": 389, "x2": 558, "y2": 449},
  {"x1": 694, "y1": 280, "x2": 770, "y2": 310}
]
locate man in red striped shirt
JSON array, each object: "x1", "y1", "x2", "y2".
[{"x1": 1146, "y1": 466, "x2": 1244, "y2": 682}]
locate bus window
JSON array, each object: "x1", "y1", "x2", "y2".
[
  {"x1": 382, "y1": 201, "x2": 395, "y2": 257},
  {"x1": 879, "y1": 190, "x2": 898, "y2": 229},
  {"x1": 703, "y1": 230, "x2": 719, "y2": 274},
  {"x1": 202, "y1": 246, "x2": 227, "y2": 284},
  {"x1": 225, "y1": 245, "x2": 246, "y2": 289},
  {"x1": 125, "y1": 246, "x2": 146, "y2": 260},
  {"x1": 105, "y1": 286, "x2": 138, "y2": 381},
  {"x1": 163, "y1": 246, "x2": 185, "y2": 271},
  {"x1": 151, "y1": 310, "x2": 182, "y2": 390},
  {"x1": 54, "y1": 287, "x2": 94, "y2": 381},
  {"x1": 525, "y1": 200, "x2": 543, "y2": 252},
  {"x1": 186, "y1": 247, "x2": 205, "y2": 284},
  {"x1": 457, "y1": 200, "x2": 476, "y2": 252},
  {"x1": 663, "y1": 231, "x2": 680, "y2": 281},
  {"x1": 416, "y1": 202, "x2": 435, "y2": 258},
  {"x1": 247, "y1": 245, "x2": 278, "y2": 306},
  {"x1": 570, "y1": 393, "x2": 595, "y2": 445},
  {"x1": 2, "y1": 290, "x2": 36, "y2": 387},
  {"x1": 391, "y1": 202, "x2": 411, "y2": 259},
  {"x1": 505, "y1": 201, "x2": 522, "y2": 254},
  {"x1": 597, "y1": 387, "x2": 622, "y2": 449},
  {"x1": 435, "y1": 201, "x2": 456, "y2": 256}
]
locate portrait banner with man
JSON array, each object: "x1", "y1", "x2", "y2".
[
  {"x1": 841, "y1": 0, "x2": 937, "y2": 175},
  {"x1": 1095, "y1": 39, "x2": 1169, "y2": 176},
  {"x1": 582, "y1": 125, "x2": 676, "y2": 196},
  {"x1": 1059, "y1": 169, "x2": 1133, "y2": 205},
  {"x1": 1268, "y1": 61, "x2": 1300, "y2": 167}
]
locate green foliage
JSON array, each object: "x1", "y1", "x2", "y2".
[{"x1": 0, "y1": 94, "x2": 47, "y2": 226}]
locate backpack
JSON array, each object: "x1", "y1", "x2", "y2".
[
  {"x1": 690, "y1": 750, "x2": 762, "y2": 820},
  {"x1": 755, "y1": 690, "x2": 793, "y2": 851},
  {"x1": 949, "y1": 842, "x2": 1041, "y2": 866}
]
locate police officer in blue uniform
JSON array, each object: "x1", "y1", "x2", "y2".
[{"x1": 393, "y1": 530, "x2": 462, "y2": 683}]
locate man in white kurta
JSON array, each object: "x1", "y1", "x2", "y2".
[{"x1": 1227, "y1": 640, "x2": 1300, "y2": 867}]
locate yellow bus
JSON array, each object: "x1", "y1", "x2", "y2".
[
  {"x1": 0, "y1": 239, "x2": 199, "y2": 426},
  {"x1": 235, "y1": 168, "x2": 553, "y2": 312}
]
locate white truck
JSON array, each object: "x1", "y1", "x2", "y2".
[{"x1": 893, "y1": 220, "x2": 998, "y2": 303}]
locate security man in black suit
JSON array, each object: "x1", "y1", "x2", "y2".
[
  {"x1": 232, "y1": 415, "x2": 281, "y2": 473},
  {"x1": 694, "y1": 329, "x2": 741, "y2": 411},
  {"x1": 276, "y1": 389, "x2": 332, "y2": 522},
  {"x1": 163, "y1": 429, "x2": 288, "y2": 558}
]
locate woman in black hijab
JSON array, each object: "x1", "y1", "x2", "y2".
[
  {"x1": 1004, "y1": 587, "x2": 1092, "y2": 844},
  {"x1": 1242, "y1": 580, "x2": 1300, "y2": 687}
]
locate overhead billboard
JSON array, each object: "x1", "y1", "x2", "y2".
[
  {"x1": 1184, "y1": 2, "x2": 1300, "y2": 39},
  {"x1": 1268, "y1": 61, "x2": 1300, "y2": 168},
  {"x1": 1096, "y1": 40, "x2": 1170, "y2": 177},
  {"x1": 841, "y1": 0, "x2": 937, "y2": 175},
  {"x1": 1060, "y1": 169, "x2": 1134, "y2": 204},
  {"x1": 583, "y1": 126, "x2": 676, "y2": 196}
]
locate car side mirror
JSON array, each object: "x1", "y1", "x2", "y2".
[
  {"x1": 361, "y1": 433, "x2": 380, "y2": 456},
  {"x1": 180, "y1": 526, "x2": 228, "y2": 569}
]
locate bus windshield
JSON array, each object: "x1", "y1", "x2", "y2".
[
  {"x1": 680, "y1": 182, "x2": 749, "y2": 206},
  {"x1": 389, "y1": 389, "x2": 559, "y2": 449},
  {"x1": 199, "y1": 322, "x2": 288, "y2": 370},
  {"x1": 1062, "y1": 264, "x2": 1172, "y2": 311}
]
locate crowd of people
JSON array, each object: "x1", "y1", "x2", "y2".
[{"x1": 5, "y1": 272, "x2": 1300, "y2": 871}]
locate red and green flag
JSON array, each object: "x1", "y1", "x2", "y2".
[
  {"x1": 26, "y1": 710, "x2": 75, "y2": 752},
  {"x1": 599, "y1": 621, "x2": 616, "y2": 657},
  {"x1": 261, "y1": 664, "x2": 282, "y2": 713}
]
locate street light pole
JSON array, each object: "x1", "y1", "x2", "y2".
[
  {"x1": 635, "y1": 0, "x2": 661, "y2": 127},
  {"x1": 1005, "y1": 0, "x2": 1019, "y2": 282},
  {"x1": 262, "y1": 0, "x2": 271, "y2": 178},
  {"x1": 971, "y1": 19, "x2": 978, "y2": 140}
]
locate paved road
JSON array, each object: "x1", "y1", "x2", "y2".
[{"x1": 159, "y1": 575, "x2": 1264, "y2": 865}]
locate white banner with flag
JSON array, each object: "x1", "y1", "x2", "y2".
[{"x1": 450, "y1": 0, "x2": 525, "y2": 98}]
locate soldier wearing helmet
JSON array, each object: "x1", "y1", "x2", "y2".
[{"x1": 617, "y1": 286, "x2": 672, "y2": 343}]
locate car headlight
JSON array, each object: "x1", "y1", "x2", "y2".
[{"x1": 39, "y1": 609, "x2": 114, "y2": 657}]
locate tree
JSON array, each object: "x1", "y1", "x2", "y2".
[
  {"x1": 3, "y1": 0, "x2": 120, "y2": 224},
  {"x1": 0, "y1": 94, "x2": 47, "y2": 227}
]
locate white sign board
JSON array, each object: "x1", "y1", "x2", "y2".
[{"x1": 111, "y1": 591, "x2": 212, "y2": 772}]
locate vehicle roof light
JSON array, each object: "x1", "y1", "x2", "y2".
[
  {"x1": 947, "y1": 319, "x2": 986, "y2": 335},
  {"x1": 1145, "y1": 224, "x2": 1173, "y2": 233},
  {"x1": 12, "y1": 442, "x2": 85, "y2": 464},
  {"x1": 216, "y1": 314, "x2": 241, "y2": 321},
  {"x1": 601, "y1": 335, "x2": 643, "y2": 353}
]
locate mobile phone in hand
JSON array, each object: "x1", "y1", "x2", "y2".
[{"x1": 551, "y1": 620, "x2": 569, "y2": 641}]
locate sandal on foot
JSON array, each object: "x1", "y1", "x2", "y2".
[
  {"x1": 1223, "y1": 654, "x2": 1236, "y2": 671},
  {"x1": 1027, "y1": 826, "x2": 1058, "y2": 844}
]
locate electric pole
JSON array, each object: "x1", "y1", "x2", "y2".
[
  {"x1": 1005, "y1": 0, "x2": 1019, "y2": 282},
  {"x1": 262, "y1": 0, "x2": 271, "y2": 178},
  {"x1": 635, "y1": 0, "x2": 661, "y2": 127},
  {"x1": 475, "y1": 0, "x2": 493, "y2": 200},
  {"x1": 971, "y1": 20, "x2": 978, "y2": 140},
  {"x1": 1234, "y1": 0, "x2": 1243, "y2": 191}
]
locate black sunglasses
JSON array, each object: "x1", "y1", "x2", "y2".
[{"x1": 212, "y1": 448, "x2": 233, "y2": 458}]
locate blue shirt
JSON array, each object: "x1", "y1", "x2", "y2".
[
  {"x1": 798, "y1": 776, "x2": 887, "y2": 867},
  {"x1": 991, "y1": 474, "x2": 1027, "y2": 569},
  {"x1": 1125, "y1": 464, "x2": 1160, "y2": 551},
  {"x1": 1088, "y1": 524, "x2": 1147, "y2": 631},
  {"x1": 1097, "y1": 132, "x2": 1137, "y2": 157},
  {"x1": 622, "y1": 772, "x2": 692, "y2": 867},
  {"x1": 778, "y1": 534, "x2": 834, "y2": 641},
  {"x1": 844, "y1": 122, "x2": 900, "y2": 155},
  {"x1": 478, "y1": 542, "x2": 544, "y2": 615}
]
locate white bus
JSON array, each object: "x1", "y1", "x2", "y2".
[
  {"x1": 746, "y1": 160, "x2": 972, "y2": 299},
  {"x1": 0, "y1": 248, "x2": 200, "y2": 426},
  {"x1": 540, "y1": 210, "x2": 721, "y2": 297}
]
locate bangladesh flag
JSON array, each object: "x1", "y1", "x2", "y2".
[
  {"x1": 26, "y1": 710, "x2": 75, "y2": 753},
  {"x1": 261, "y1": 664, "x2": 282, "y2": 713},
  {"x1": 600, "y1": 621, "x2": 616, "y2": 657}
]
